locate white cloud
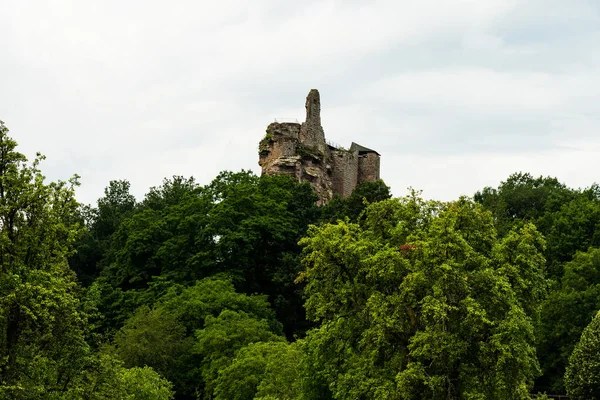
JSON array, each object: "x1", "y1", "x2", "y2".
[
  {"x1": 365, "y1": 68, "x2": 564, "y2": 113},
  {"x1": 395, "y1": 144, "x2": 600, "y2": 202},
  {"x1": 0, "y1": 0, "x2": 599, "y2": 205}
]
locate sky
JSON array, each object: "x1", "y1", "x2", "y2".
[{"x1": 1, "y1": 0, "x2": 599, "y2": 205}]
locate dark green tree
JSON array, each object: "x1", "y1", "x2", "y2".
[
  {"x1": 473, "y1": 172, "x2": 600, "y2": 280},
  {"x1": 543, "y1": 192, "x2": 600, "y2": 278},
  {"x1": 91, "y1": 176, "x2": 213, "y2": 333},
  {"x1": 537, "y1": 248, "x2": 600, "y2": 392},
  {"x1": 474, "y1": 172, "x2": 575, "y2": 237},
  {"x1": 207, "y1": 171, "x2": 318, "y2": 337},
  {"x1": 113, "y1": 277, "x2": 282, "y2": 399},
  {"x1": 475, "y1": 173, "x2": 600, "y2": 393},
  {"x1": 69, "y1": 180, "x2": 137, "y2": 286},
  {"x1": 113, "y1": 305, "x2": 188, "y2": 380},
  {"x1": 96, "y1": 171, "x2": 318, "y2": 338},
  {"x1": 321, "y1": 179, "x2": 391, "y2": 223}
]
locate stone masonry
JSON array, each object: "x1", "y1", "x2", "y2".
[{"x1": 258, "y1": 89, "x2": 381, "y2": 204}]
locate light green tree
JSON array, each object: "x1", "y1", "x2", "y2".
[
  {"x1": 65, "y1": 352, "x2": 174, "y2": 400},
  {"x1": 0, "y1": 121, "x2": 174, "y2": 399},
  {"x1": 195, "y1": 310, "x2": 285, "y2": 399},
  {"x1": 565, "y1": 310, "x2": 600, "y2": 399},
  {"x1": 212, "y1": 341, "x2": 296, "y2": 400},
  {"x1": 254, "y1": 341, "x2": 304, "y2": 400},
  {"x1": 0, "y1": 121, "x2": 89, "y2": 397},
  {"x1": 299, "y1": 194, "x2": 547, "y2": 399}
]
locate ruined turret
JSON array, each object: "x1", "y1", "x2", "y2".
[
  {"x1": 299, "y1": 89, "x2": 327, "y2": 154},
  {"x1": 258, "y1": 89, "x2": 381, "y2": 204}
]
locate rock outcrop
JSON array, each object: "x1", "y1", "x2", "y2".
[{"x1": 258, "y1": 89, "x2": 380, "y2": 205}]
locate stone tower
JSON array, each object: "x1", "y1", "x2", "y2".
[
  {"x1": 258, "y1": 89, "x2": 381, "y2": 204},
  {"x1": 299, "y1": 89, "x2": 327, "y2": 154}
]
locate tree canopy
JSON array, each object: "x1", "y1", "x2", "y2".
[
  {"x1": 3, "y1": 117, "x2": 600, "y2": 398},
  {"x1": 299, "y1": 194, "x2": 546, "y2": 399},
  {"x1": 0, "y1": 121, "x2": 172, "y2": 399}
]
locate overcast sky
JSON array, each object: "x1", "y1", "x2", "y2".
[{"x1": 2, "y1": 0, "x2": 599, "y2": 205}]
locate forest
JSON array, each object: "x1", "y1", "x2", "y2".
[{"x1": 1, "y1": 119, "x2": 600, "y2": 400}]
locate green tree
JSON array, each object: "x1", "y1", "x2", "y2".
[
  {"x1": 0, "y1": 121, "x2": 90, "y2": 397},
  {"x1": 110, "y1": 176, "x2": 212, "y2": 286},
  {"x1": 65, "y1": 352, "x2": 174, "y2": 400},
  {"x1": 195, "y1": 310, "x2": 285, "y2": 399},
  {"x1": 114, "y1": 306, "x2": 188, "y2": 379},
  {"x1": 321, "y1": 179, "x2": 391, "y2": 223},
  {"x1": 299, "y1": 194, "x2": 546, "y2": 399},
  {"x1": 92, "y1": 177, "x2": 213, "y2": 334},
  {"x1": 475, "y1": 174, "x2": 600, "y2": 393},
  {"x1": 537, "y1": 248, "x2": 600, "y2": 392},
  {"x1": 542, "y1": 192, "x2": 600, "y2": 278},
  {"x1": 254, "y1": 341, "x2": 305, "y2": 400},
  {"x1": 206, "y1": 171, "x2": 318, "y2": 337},
  {"x1": 113, "y1": 277, "x2": 282, "y2": 399},
  {"x1": 69, "y1": 180, "x2": 137, "y2": 286},
  {"x1": 565, "y1": 310, "x2": 600, "y2": 399},
  {"x1": 474, "y1": 172, "x2": 575, "y2": 238},
  {"x1": 96, "y1": 171, "x2": 318, "y2": 338},
  {"x1": 120, "y1": 366, "x2": 175, "y2": 400},
  {"x1": 473, "y1": 172, "x2": 600, "y2": 280},
  {"x1": 158, "y1": 276, "x2": 281, "y2": 335},
  {"x1": 213, "y1": 341, "x2": 295, "y2": 400}
]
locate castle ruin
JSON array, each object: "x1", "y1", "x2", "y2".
[{"x1": 258, "y1": 89, "x2": 380, "y2": 204}]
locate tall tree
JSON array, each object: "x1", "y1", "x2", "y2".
[
  {"x1": 207, "y1": 171, "x2": 318, "y2": 337},
  {"x1": 95, "y1": 171, "x2": 318, "y2": 337},
  {"x1": 474, "y1": 172, "x2": 575, "y2": 238},
  {"x1": 537, "y1": 248, "x2": 600, "y2": 392},
  {"x1": 299, "y1": 194, "x2": 547, "y2": 399},
  {"x1": 69, "y1": 180, "x2": 137, "y2": 286},
  {"x1": 0, "y1": 121, "x2": 90, "y2": 397},
  {"x1": 473, "y1": 172, "x2": 600, "y2": 280},
  {"x1": 475, "y1": 173, "x2": 600, "y2": 393}
]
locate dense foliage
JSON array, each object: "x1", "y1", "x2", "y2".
[
  {"x1": 0, "y1": 121, "x2": 173, "y2": 399},
  {"x1": 565, "y1": 310, "x2": 600, "y2": 399},
  {"x1": 300, "y1": 195, "x2": 545, "y2": 399},
  {"x1": 476, "y1": 173, "x2": 600, "y2": 393},
  {"x1": 565, "y1": 312, "x2": 600, "y2": 400},
  {"x1": 2, "y1": 119, "x2": 600, "y2": 398}
]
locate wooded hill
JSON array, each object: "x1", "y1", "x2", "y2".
[{"x1": 1, "y1": 120, "x2": 600, "y2": 399}]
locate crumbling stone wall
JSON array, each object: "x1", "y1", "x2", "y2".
[
  {"x1": 331, "y1": 149, "x2": 359, "y2": 198},
  {"x1": 258, "y1": 89, "x2": 380, "y2": 204},
  {"x1": 358, "y1": 152, "x2": 381, "y2": 183}
]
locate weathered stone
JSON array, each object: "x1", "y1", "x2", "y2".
[
  {"x1": 258, "y1": 89, "x2": 381, "y2": 204},
  {"x1": 303, "y1": 166, "x2": 321, "y2": 177},
  {"x1": 331, "y1": 149, "x2": 359, "y2": 198},
  {"x1": 299, "y1": 89, "x2": 327, "y2": 154}
]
